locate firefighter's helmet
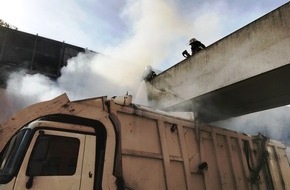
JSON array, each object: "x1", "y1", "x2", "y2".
[{"x1": 189, "y1": 38, "x2": 196, "y2": 45}]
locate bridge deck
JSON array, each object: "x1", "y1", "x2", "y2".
[{"x1": 147, "y1": 2, "x2": 290, "y2": 122}]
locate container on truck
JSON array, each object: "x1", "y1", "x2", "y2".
[{"x1": 0, "y1": 94, "x2": 289, "y2": 190}]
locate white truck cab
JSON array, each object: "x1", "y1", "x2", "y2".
[{"x1": 0, "y1": 114, "x2": 117, "y2": 190}]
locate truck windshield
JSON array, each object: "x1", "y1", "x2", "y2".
[{"x1": 0, "y1": 129, "x2": 31, "y2": 184}]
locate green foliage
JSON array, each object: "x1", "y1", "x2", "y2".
[{"x1": 0, "y1": 19, "x2": 18, "y2": 30}]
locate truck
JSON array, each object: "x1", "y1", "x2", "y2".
[{"x1": 0, "y1": 93, "x2": 289, "y2": 190}]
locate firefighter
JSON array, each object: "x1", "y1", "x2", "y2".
[
  {"x1": 189, "y1": 38, "x2": 206, "y2": 55},
  {"x1": 142, "y1": 65, "x2": 157, "y2": 81},
  {"x1": 182, "y1": 38, "x2": 206, "y2": 58}
]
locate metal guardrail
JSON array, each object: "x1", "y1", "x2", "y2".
[{"x1": 0, "y1": 26, "x2": 88, "y2": 87}]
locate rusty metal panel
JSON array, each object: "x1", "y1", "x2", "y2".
[
  {"x1": 184, "y1": 126, "x2": 205, "y2": 189},
  {"x1": 200, "y1": 132, "x2": 222, "y2": 190},
  {"x1": 228, "y1": 137, "x2": 249, "y2": 189},
  {"x1": 122, "y1": 156, "x2": 166, "y2": 190},
  {"x1": 115, "y1": 103, "x2": 290, "y2": 189},
  {"x1": 118, "y1": 112, "x2": 161, "y2": 154},
  {"x1": 267, "y1": 141, "x2": 290, "y2": 190},
  {"x1": 171, "y1": 161, "x2": 187, "y2": 189},
  {"x1": 215, "y1": 133, "x2": 235, "y2": 189},
  {"x1": 276, "y1": 147, "x2": 290, "y2": 189},
  {"x1": 164, "y1": 122, "x2": 182, "y2": 158},
  {"x1": 268, "y1": 145, "x2": 284, "y2": 189}
]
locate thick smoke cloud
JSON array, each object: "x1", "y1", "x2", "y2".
[
  {"x1": 213, "y1": 106, "x2": 290, "y2": 146},
  {"x1": 0, "y1": 0, "x2": 199, "y2": 122}
]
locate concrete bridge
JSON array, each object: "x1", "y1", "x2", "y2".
[{"x1": 147, "y1": 2, "x2": 290, "y2": 122}]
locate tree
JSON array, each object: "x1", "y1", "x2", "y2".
[{"x1": 0, "y1": 19, "x2": 18, "y2": 30}]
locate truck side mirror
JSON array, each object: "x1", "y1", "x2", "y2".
[{"x1": 26, "y1": 176, "x2": 34, "y2": 189}]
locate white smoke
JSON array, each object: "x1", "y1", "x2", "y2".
[
  {"x1": 214, "y1": 107, "x2": 290, "y2": 159},
  {"x1": 0, "y1": 0, "x2": 202, "y2": 123},
  {"x1": 213, "y1": 106, "x2": 290, "y2": 146}
]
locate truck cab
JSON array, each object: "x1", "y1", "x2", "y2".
[
  {"x1": 0, "y1": 118, "x2": 112, "y2": 190},
  {"x1": 0, "y1": 94, "x2": 121, "y2": 189}
]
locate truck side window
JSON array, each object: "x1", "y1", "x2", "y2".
[{"x1": 26, "y1": 134, "x2": 80, "y2": 176}]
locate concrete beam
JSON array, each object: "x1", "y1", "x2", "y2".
[{"x1": 147, "y1": 2, "x2": 290, "y2": 122}]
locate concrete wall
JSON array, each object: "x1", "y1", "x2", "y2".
[{"x1": 148, "y1": 2, "x2": 290, "y2": 109}]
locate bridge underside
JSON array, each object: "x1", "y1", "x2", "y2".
[
  {"x1": 147, "y1": 2, "x2": 290, "y2": 123},
  {"x1": 163, "y1": 64, "x2": 290, "y2": 122}
]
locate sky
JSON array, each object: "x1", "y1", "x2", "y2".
[
  {"x1": 1, "y1": 0, "x2": 290, "y2": 144},
  {"x1": 0, "y1": 0, "x2": 289, "y2": 70}
]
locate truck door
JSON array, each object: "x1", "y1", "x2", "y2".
[{"x1": 13, "y1": 129, "x2": 96, "y2": 190}]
